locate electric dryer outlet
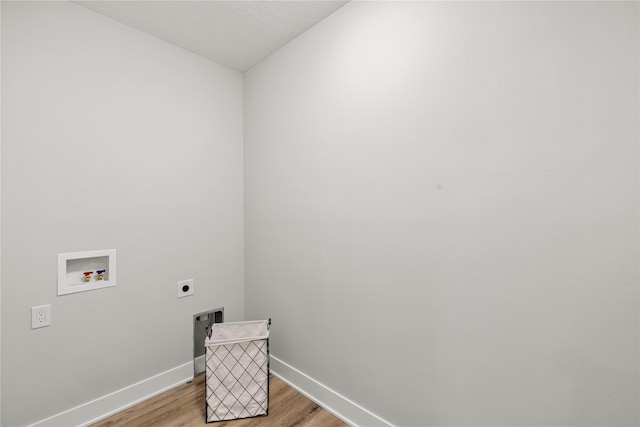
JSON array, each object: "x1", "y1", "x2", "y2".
[{"x1": 178, "y1": 279, "x2": 194, "y2": 298}]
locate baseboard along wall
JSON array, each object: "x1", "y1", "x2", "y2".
[
  {"x1": 28, "y1": 362, "x2": 194, "y2": 427},
  {"x1": 269, "y1": 355, "x2": 394, "y2": 427},
  {"x1": 28, "y1": 356, "x2": 393, "y2": 427}
]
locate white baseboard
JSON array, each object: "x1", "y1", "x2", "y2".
[
  {"x1": 29, "y1": 361, "x2": 194, "y2": 427},
  {"x1": 27, "y1": 356, "x2": 392, "y2": 427},
  {"x1": 270, "y1": 355, "x2": 394, "y2": 427}
]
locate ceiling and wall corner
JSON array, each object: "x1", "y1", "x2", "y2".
[
  {"x1": 74, "y1": 0, "x2": 349, "y2": 72},
  {"x1": 2, "y1": 1, "x2": 638, "y2": 426},
  {"x1": 1, "y1": 1, "x2": 352, "y2": 425}
]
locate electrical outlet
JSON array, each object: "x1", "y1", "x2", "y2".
[
  {"x1": 178, "y1": 279, "x2": 194, "y2": 298},
  {"x1": 31, "y1": 305, "x2": 51, "y2": 329}
]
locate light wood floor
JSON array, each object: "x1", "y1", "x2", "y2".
[{"x1": 90, "y1": 374, "x2": 349, "y2": 427}]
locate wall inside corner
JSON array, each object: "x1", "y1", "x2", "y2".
[
  {"x1": 244, "y1": 1, "x2": 639, "y2": 426},
  {"x1": 1, "y1": 2, "x2": 244, "y2": 426}
]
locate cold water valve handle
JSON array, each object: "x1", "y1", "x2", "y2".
[
  {"x1": 83, "y1": 272, "x2": 93, "y2": 283},
  {"x1": 96, "y1": 270, "x2": 106, "y2": 281}
]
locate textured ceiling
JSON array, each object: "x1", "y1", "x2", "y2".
[{"x1": 75, "y1": 1, "x2": 348, "y2": 72}]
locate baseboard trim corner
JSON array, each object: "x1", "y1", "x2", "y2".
[
  {"x1": 29, "y1": 361, "x2": 194, "y2": 427},
  {"x1": 270, "y1": 355, "x2": 394, "y2": 427},
  {"x1": 27, "y1": 357, "x2": 391, "y2": 427}
]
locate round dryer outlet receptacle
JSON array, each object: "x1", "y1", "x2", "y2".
[{"x1": 178, "y1": 279, "x2": 194, "y2": 298}]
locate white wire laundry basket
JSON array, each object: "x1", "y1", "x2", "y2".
[{"x1": 205, "y1": 319, "x2": 271, "y2": 423}]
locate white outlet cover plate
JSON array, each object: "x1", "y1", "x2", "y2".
[
  {"x1": 32, "y1": 304, "x2": 51, "y2": 329},
  {"x1": 178, "y1": 279, "x2": 194, "y2": 298}
]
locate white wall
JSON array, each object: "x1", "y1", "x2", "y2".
[
  {"x1": 244, "y1": 2, "x2": 639, "y2": 426},
  {"x1": 1, "y1": 2, "x2": 244, "y2": 426}
]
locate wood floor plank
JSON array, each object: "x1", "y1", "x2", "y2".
[{"x1": 90, "y1": 375, "x2": 348, "y2": 427}]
